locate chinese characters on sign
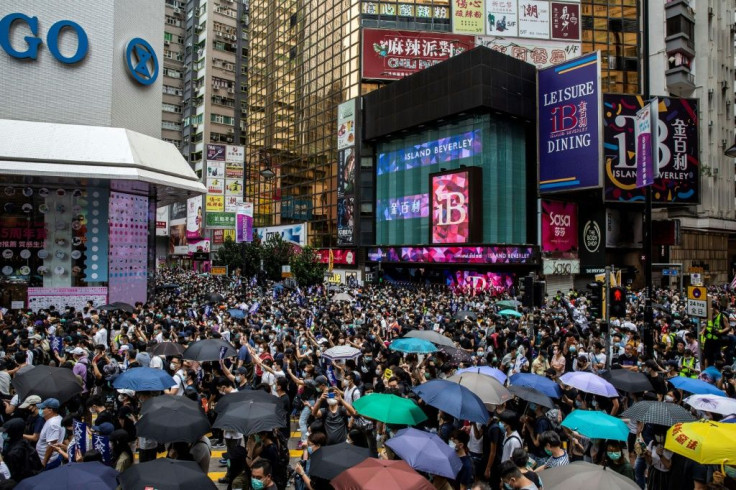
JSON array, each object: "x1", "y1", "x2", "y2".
[
  {"x1": 541, "y1": 200, "x2": 578, "y2": 255},
  {"x1": 550, "y1": 2, "x2": 580, "y2": 41},
  {"x1": 452, "y1": 0, "x2": 485, "y2": 34},
  {"x1": 377, "y1": 193, "x2": 429, "y2": 221},
  {"x1": 361, "y1": 2, "x2": 450, "y2": 19},
  {"x1": 518, "y1": 0, "x2": 550, "y2": 39},
  {"x1": 476, "y1": 36, "x2": 580, "y2": 69},
  {"x1": 486, "y1": 0, "x2": 519, "y2": 36}
]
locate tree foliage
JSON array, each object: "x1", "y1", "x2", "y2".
[
  {"x1": 261, "y1": 234, "x2": 295, "y2": 281},
  {"x1": 290, "y1": 246, "x2": 327, "y2": 287},
  {"x1": 214, "y1": 237, "x2": 243, "y2": 273}
]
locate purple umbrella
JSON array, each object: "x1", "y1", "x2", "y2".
[
  {"x1": 385, "y1": 427, "x2": 463, "y2": 479},
  {"x1": 559, "y1": 371, "x2": 618, "y2": 397},
  {"x1": 456, "y1": 366, "x2": 507, "y2": 384}
]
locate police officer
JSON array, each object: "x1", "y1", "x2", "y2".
[
  {"x1": 700, "y1": 305, "x2": 730, "y2": 367},
  {"x1": 678, "y1": 349, "x2": 700, "y2": 379}
]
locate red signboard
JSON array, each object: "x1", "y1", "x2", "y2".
[
  {"x1": 362, "y1": 29, "x2": 475, "y2": 81},
  {"x1": 541, "y1": 200, "x2": 578, "y2": 255},
  {"x1": 315, "y1": 249, "x2": 356, "y2": 266}
]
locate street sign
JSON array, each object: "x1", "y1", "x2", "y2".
[
  {"x1": 690, "y1": 273, "x2": 702, "y2": 285},
  {"x1": 662, "y1": 269, "x2": 678, "y2": 276},
  {"x1": 688, "y1": 286, "x2": 706, "y2": 300},
  {"x1": 211, "y1": 266, "x2": 228, "y2": 276},
  {"x1": 687, "y1": 299, "x2": 707, "y2": 317}
]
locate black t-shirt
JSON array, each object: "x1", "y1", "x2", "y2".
[
  {"x1": 482, "y1": 422, "x2": 504, "y2": 468},
  {"x1": 358, "y1": 360, "x2": 376, "y2": 385},
  {"x1": 647, "y1": 373, "x2": 667, "y2": 395},
  {"x1": 319, "y1": 406, "x2": 349, "y2": 445},
  {"x1": 618, "y1": 353, "x2": 637, "y2": 366},
  {"x1": 668, "y1": 453, "x2": 709, "y2": 490}
]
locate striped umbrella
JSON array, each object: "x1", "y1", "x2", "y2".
[
  {"x1": 322, "y1": 345, "x2": 362, "y2": 361},
  {"x1": 620, "y1": 400, "x2": 696, "y2": 426}
]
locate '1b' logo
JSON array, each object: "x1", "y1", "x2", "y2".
[{"x1": 436, "y1": 192, "x2": 467, "y2": 226}]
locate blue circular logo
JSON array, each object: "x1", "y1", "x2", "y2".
[{"x1": 125, "y1": 37, "x2": 158, "y2": 86}]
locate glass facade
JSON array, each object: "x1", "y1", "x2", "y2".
[
  {"x1": 375, "y1": 115, "x2": 528, "y2": 246},
  {"x1": 581, "y1": 0, "x2": 640, "y2": 94},
  {"x1": 246, "y1": 0, "x2": 362, "y2": 247}
]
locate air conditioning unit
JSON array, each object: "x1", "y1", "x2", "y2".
[
  {"x1": 228, "y1": 88, "x2": 234, "y2": 93},
  {"x1": 174, "y1": 7, "x2": 181, "y2": 15},
  {"x1": 228, "y1": 128, "x2": 234, "y2": 134},
  {"x1": 164, "y1": 40, "x2": 170, "y2": 45},
  {"x1": 217, "y1": 32, "x2": 223, "y2": 37},
  {"x1": 195, "y1": 26, "x2": 203, "y2": 33},
  {"x1": 227, "y1": 137, "x2": 233, "y2": 142}
]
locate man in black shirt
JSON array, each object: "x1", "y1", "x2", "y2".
[{"x1": 311, "y1": 386, "x2": 357, "y2": 445}]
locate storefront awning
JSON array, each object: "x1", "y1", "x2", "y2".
[{"x1": 0, "y1": 119, "x2": 206, "y2": 206}]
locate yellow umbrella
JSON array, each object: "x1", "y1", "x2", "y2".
[{"x1": 665, "y1": 420, "x2": 736, "y2": 465}]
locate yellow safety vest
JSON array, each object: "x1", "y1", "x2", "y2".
[
  {"x1": 680, "y1": 357, "x2": 697, "y2": 378},
  {"x1": 701, "y1": 313, "x2": 721, "y2": 344}
]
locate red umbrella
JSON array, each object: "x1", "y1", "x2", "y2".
[{"x1": 331, "y1": 458, "x2": 434, "y2": 490}]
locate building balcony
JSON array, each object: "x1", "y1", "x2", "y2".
[
  {"x1": 665, "y1": 33, "x2": 696, "y2": 58},
  {"x1": 665, "y1": 0, "x2": 695, "y2": 20},
  {"x1": 666, "y1": 65, "x2": 696, "y2": 95}
]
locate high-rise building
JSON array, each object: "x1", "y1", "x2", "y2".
[{"x1": 162, "y1": 1, "x2": 187, "y2": 149}]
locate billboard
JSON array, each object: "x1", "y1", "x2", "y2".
[
  {"x1": 486, "y1": 0, "x2": 519, "y2": 36},
  {"x1": 206, "y1": 195, "x2": 224, "y2": 212},
  {"x1": 337, "y1": 99, "x2": 356, "y2": 150},
  {"x1": 337, "y1": 147, "x2": 356, "y2": 245},
  {"x1": 377, "y1": 193, "x2": 430, "y2": 221},
  {"x1": 476, "y1": 36, "x2": 581, "y2": 69},
  {"x1": 541, "y1": 200, "x2": 578, "y2": 255},
  {"x1": 603, "y1": 95, "x2": 699, "y2": 203},
  {"x1": 186, "y1": 196, "x2": 204, "y2": 241},
  {"x1": 430, "y1": 167, "x2": 481, "y2": 244},
  {"x1": 315, "y1": 249, "x2": 357, "y2": 266},
  {"x1": 254, "y1": 223, "x2": 307, "y2": 247},
  {"x1": 362, "y1": 29, "x2": 475, "y2": 81},
  {"x1": 538, "y1": 52, "x2": 602, "y2": 193},
  {"x1": 361, "y1": 2, "x2": 451, "y2": 20},
  {"x1": 578, "y1": 203, "x2": 605, "y2": 274},
  {"x1": 377, "y1": 129, "x2": 482, "y2": 175},
  {"x1": 445, "y1": 270, "x2": 515, "y2": 293},
  {"x1": 367, "y1": 245, "x2": 537, "y2": 264},
  {"x1": 235, "y1": 203, "x2": 253, "y2": 243},
  {"x1": 170, "y1": 201, "x2": 187, "y2": 221},
  {"x1": 518, "y1": 0, "x2": 550, "y2": 39},
  {"x1": 155, "y1": 206, "x2": 169, "y2": 237},
  {"x1": 207, "y1": 144, "x2": 226, "y2": 161},
  {"x1": 452, "y1": 0, "x2": 485, "y2": 34}
]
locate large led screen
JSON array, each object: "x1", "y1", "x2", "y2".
[
  {"x1": 377, "y1": 130, "x2": 482, "y2": 176},
  {"x1": 430, "y1": 167, "x2": 481, "y2": 244}
]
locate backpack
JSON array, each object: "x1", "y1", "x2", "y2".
[
  {"x1": 7, "y1": 440, "x2": 42, "y2": 481},
  {"x1": 272, "y1": 429, "x2": 291, "y2": 490},
  {"x1": 84, "y1": 361, "x2": 97, "y2": 394},
  {"x1": 31, "y1": 347, "x2": 49, "y2": 366}
]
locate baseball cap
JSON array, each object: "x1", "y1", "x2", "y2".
[
  {"x1": 314, "y1": 375, "x2": 328, "y2": 386},
  {"x1": 18, "y1": 395, "x2": 42, "y2": 409},
  {"x1": 37, "y1": 398, "x2": 60, "y2": 410},
  {"x1": 92, "y1": 422, "x2": 115, "y2": 435},
  {"x1": 71, "y1": 347, "x2": 85, "y2": 356}
]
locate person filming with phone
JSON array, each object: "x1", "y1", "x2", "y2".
[{"x1": 311, "y1": 384, "x2": 357, "y2": 446}]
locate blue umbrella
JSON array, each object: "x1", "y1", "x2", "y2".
[
  {"x1": 227, "y1": 308, "x2": 245, "y2": 319},
  {"x1": 498, "y1": 309, "x2": 522, "y2": 317},
  {"x1": 385, "y1": 427, "x2": 463, "y2": 479},
  {"x1": 510, "y1": 373, "x2": 563, "y2": 398},
  {"x1": 15, "y1": 461, "x2": 118, "y2": 490},
  {"x1": 412, "y1": 379, "x2": 489, "y2": 424},
  {"x1": 561, "y1": 409, "x2": 629, "y2": 441},
  {"x1": 112, "y1": 367, "x2": 176, "y2": 392},
  {"x1": 389, "y1": 338, "x2": 438, "y2": 354},
  {"x1": 457, "y1": 366, "x2": 507, "y2": 384},
  {"x1": 668, "y1": 376, "x2": 727, "y2": 397}
]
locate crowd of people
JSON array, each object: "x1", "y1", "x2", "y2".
[{"x1": 0, "y1": 269, "x2": 734, "y2": 490}]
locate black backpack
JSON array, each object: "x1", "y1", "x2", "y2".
[
  {"x1": 7, "y1": 439, "x2": 43, "y2": 481},
  {"x1": 273, "y1": 429, "x2": 291, "y2": 490}
]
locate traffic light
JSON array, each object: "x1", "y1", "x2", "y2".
[
  {"x1": 587, "y1": 282, "x2": 603, "y2": 319},
  {"x1": 610, "y1": 287, "x2": 626, "y2": 318},
  {"x1": 521, "y1": 276, "x2": 534, "y2": 307}
]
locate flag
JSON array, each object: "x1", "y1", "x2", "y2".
[
  {"x1": 730, "y1": 275, "x2": 736, "y2": 290},
  {"x1": 92, "y1": 434, "x2": 111, "y2": 465},
  {"x1": 73, "y1": 419, "x2": 87, "y2": 455},
  {"x1": 326, "y1": 365, "x2": 337, "y2": 386},
  {"x1": 249, "y1": 302, "x2": 260, "y2": 314},
  {"x1": 50, "y1": 336, "x2": 63, "y2": 355},
  {"x1": 218, "y1": 346, "x2": 228, "y2": 361}
]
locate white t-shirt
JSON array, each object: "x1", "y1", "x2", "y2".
[
  {"x1": 36, "y1": 414, "x2": 64, "y2": 464},
  {"x1": 468, "y1": 422, "x2": 484, "y2": 454},
  {"x1": 502, "y1": 431, "x2": 522, "y2": 462},
  {"x1": 94, "y1": 328, "x2": 108, "y2": 348},
  {"x1": 171, "y1": 369, "x2": 186, "y2": 396},
  {"x1": 647, "y1": 441, "x2": 672, "y2": 472},
  {"x1": 150, "y1": 356, "x2": 164, "y2": 370}
]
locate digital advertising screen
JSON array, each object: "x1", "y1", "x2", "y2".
[{"x1": 430, "y1": 167, "x2": 481, "y2": 244}]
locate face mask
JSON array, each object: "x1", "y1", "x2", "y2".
[
  {"x1": 665, "y1": 395, "x2": 674, "y2": 402},
  {"x1": 503, "y1": 483, "x2": 513, "y2": 490},
  {"x1": 251, "y1": 478, "x2": 265, "y2": 490},
  {"x1": 529, "y1": 403, "x2": 537, "y2": 411},
  {"x1": 258, "y1": 348, "x2": 264, "y2": 354},
  {"x1": 118, "y1": 395, "x2": 125, "y2": 402},
  {"x1": 170, "y1": 363, "x2": 178, "y2": 371},
  {"x1": 365, "y1": 357, "x2": 372, "y2": 362},
  {"x1": 498, "y1": 421, "x2": 505, "y2": 432},
  {"x1": 307, "y1": 446, "x2": 313, "y2": 455},
  {"x1": 575, "y1": 400, "x2": 582, "y2": 408},
  {"x1": 544, "y1": 448, "x2": 552, "y2": 456},
  {"x1": 342, "y1": 379, "x2": 349, "y2": 388},
  {"x1": 569, "y1": 346, "x2": 577, "y2": 353},
  {"x1": 607, "y1": 451, "x2": 621, "y2": 460},
  {"x1": 235, "y1": 376, "x2": 242, "y2": 384},
  {"x1": 327, "y1": 398, "x2": 338, "y2": 407},
  {"x1": 448, "y1": 440, "x2": 457, "y2": 450},
  {"x1": 375, "y1": 369, "x2": 382, "y2": 375}
]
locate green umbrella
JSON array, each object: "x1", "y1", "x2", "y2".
[
  {"x1": 353, "y1": 393, "x2": 428, "y2": 426},
  {"x1": 498, "y1": 309, "x2": 522, "y2": 318},
  {"x1": 496, "y1": 300, "x2": 520, "y2": 309}
]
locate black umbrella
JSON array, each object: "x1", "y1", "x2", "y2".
[
  {"x1": 137, "y1": 396, "x2": 210, "y2": 444},
  {"x1": 99, "y1": 302, "x2": 135, "y2": 314},
  {"x1": 213, "y1": 400, "x2": 285, "y2": 436},
  {"x1": 454, "y1": 310, "x2": 477, "y2": 321},
  {"x1": 215, "y1": 389, "x2": 281, "y2": 414},
  {"x1": 182, "y1": 339, "x2": 237, "y2": 362},
  {"x1": 438, "y1": 345, "x2": 473, "y2": 364},
  {"x1": 620, "y1": 400, "x2": 696, "y2": 426},
  {"x1": 158, "y1": 283, "x2": 180, "y2": 290},
  {"x1": 149, "y1": 342, "x2": 185, "y2": 357},
  {"x1": 600, "y1": 369, "x2": 653, "y2": 393},
  {"x1": 508, "y1": 385, "x2": 554, "y2": 408},
  {"x1": 207, "y1": 293, "x2": 225, "y2": 304},
  {"x1": 309, "y1": 442, "x2": 371, "y2": 480},
  {"x1": 11, "y1": 365, "x2": 82, "y2": 402},
  {"x1": 118, "y1": 458, "x2": 216, "y2": 490}
]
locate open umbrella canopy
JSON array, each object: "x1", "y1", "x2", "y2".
[
  {"x1": 600, "y1": 369, "x2": 654, "y2": 393},
  {"x1": 206, "y1": 293, "x2": 225, "y2": 304},
  {"x1": 11, "y1": 365, "x2": 82, "y2": 402},
  {"x1": 226, "y1": 308, "x2": 245, "y2": 319},
  {"x1": 560, "y1": 371, "x2": 618, "y2": 397},
  {"x1": 137, "y1": 395, "x2": 210, "y2": 444},
  {"x1": 332, "y1": 292, "x2": 355, "y2": 302},
  {"x1": 413, "y1": 379, "x2": 489, "y2": 424},
  {"x1": 561, "y1": 410, "x2": 629, "y2": 441},
  {"x1": 620, "y1": 401, "x2": 696, "y2": 426},
  {"x1": 496, "y1": 299, "x2": 521, "y2": 309},
  {"x1": 215, "y1": 389, "x2": 281, "y2": 414},
  {"x1": 322, "y1": 345, "x2": 362, "y2": 362},
  {"x1": 447, "y1": 372, "x2": 513, "y2": 408},
  {"x1": 510, "y1": 373, "x2": 563, "y2": 398},
  {"x1": 498, "y1": 309, "x2": 522, "y2": 318},
  {"x1": 112, "y1": 367, "x2": 176, "y2": 392},
  {"x1": 437, "y1": 344, "x2": 473, "y2": 364},
  {"x1": 540, "y1": 461, "x2": 639, "y2": 490},
  {"x1": 665, "y1": 420, "x2": 736, "y2": 465},
  {"x1": 308, "y1": 442, "x2": 371, "y2": 480},
  {"x1": 353, "y1": 393, "x2": 427, "y2": 426},
  {"x1": 389, "y1": 338, "x2": 438, "y2": 354},
  {"x1": 457, "y1": 366, "x2": 507, "y2": 384},
  {"x1": 685, "y1": 394, "x2": 736, "y2": 416},
  {"x1": 119, "y1": 458, "x2": 216, "y2": 490},
  {"x1": 508, "y1": 385, "x2": 554, "y2": 408},
  {"x1": 182, "y1": 338, "x2": 237, "y2": 362},
  {"x1": 213, "y1": 399, "x2": 286, "y2": 436},
  {"x1": 149, "y1": 341, "x2": 185, "y2": 357},
  {"x1": 668, "y1": 376, "x2": 727, "y2": 396},
  {"x1": 404, "y1": 330, "x2": 455, "y2": 348},
  {"x1": 385, "y1": 427, "x2": 463, "y2": 479},
  {"x1": 15, "y1": 461, "x2": 118, "y2": 490},
  {"x1": 454, "y1": 310, "x2": 477, "y2": 321},
  {"x1": 331, "y1": 458, "x2": 434, "y2": 490},
  {"x1": 99, "y1": 302, "x2": 135, "y2": 313}
]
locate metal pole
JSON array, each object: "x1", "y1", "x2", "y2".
[
  {"x1": 642, "y1": 0, "x2": 654, "y2": 358},
  {"x1": 605, "y1": 266, "x2": 612, "y2": 369}
]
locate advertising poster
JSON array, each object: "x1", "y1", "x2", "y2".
[
  {"x1": 538, "y1": 52, "x2": 601, "y2": 193},
  {"x1": 541, "y1": 200, "x2": 578, "y2": 255},
  {"x1": 550, "y1": 2, "x2": 580, "y2": 41},
  {"x1": 367, "y1": 245, "x2": 537, "y2": 264},
  {"x1": 337, "y1": 148, "x2": 356, "y2": 245},
  {"x1": 377, "y1": 129, "x2": 482, "y2": 175},
  {"x1": 188, "y1": 240, "x2": 210, "y2": 254},
  {"x1": 518, "y1": 0, "x2": 550, "y2": 39},
  {"x1": 169, "y1": 224, "x2": 188, "y2": 255},
  {"x1": 170, "y1": 201, "x2": 187, "y2": 221},
  {"x1": 444, "y1": 270, "x2": 514, "y2": 293},
  {"x1": 452, "y1": 0, "x2": 485, "y2": 35},
  {"x1": 107, "y1": 193, "x2": 148, "y2": 305},
  {"x1": 205, "y1": 212, "x2": 235, "y2": 228},
  {"x1": 476, "y1": 36, "x2": 581, "y2": 69},
  {"x1": 225, "y1": 145, "x2": 245, "y2": 163},
  {"x1": 205, "y1": 195, "x2": 224, "y2": 212},
  {"x1": 362, "y1": 1, "x2": 451, "y2": 20},
  {"x1": 635, "y1": 98, "x2": 657, "y2": 188},
  {"x1": 225, "y1": 179, "x2": 243, "y2": 196},
  {"x1": 207, "y1": 144, "x2": 226, "y2": 161},
  {"x1": 186, "y1": 196, "x2": 204, "y2": 240},
  {"x1": 430, "y1": 169, "x2": 479, "y2": 244},
  {"x1": 155, "y1": 207, "x2": 169, "y2": 237},
  {"x1": 235, "y1": 203, "x2": 253, "y2": 243},
  {"x1": 315, "y1": 249, "x2": 356, "y2": 265},
  {"x1": 337, "y1": 99, "x2": 356, "y2": 150},
  {"x1": 27, "y1": 287, "x2": 108, "y2": 312},
  {"x1": 226, "y1": 161, "x2": 244, "y2": 179},
  {"x1": 603, "y1": 95, "x2": 699, "y2": 203},
  {"x1": 206, "y1": 162, "x2": 225, "y2": 194},
  {"x1": 578, "y1": 203, "x2": 605, "y2": 274},
  {"x1": 486, "y1": 0, "x2": 518, "y2": 36},
  {"x1": 362, "y1": 29, "x2": 475, "y2": 80},
  {"x1": 254, "y1": 223, "x2": 306, "y2": 247},
  {"x1": 225, "y1": 196, "x2": 243, "y2": 213}
]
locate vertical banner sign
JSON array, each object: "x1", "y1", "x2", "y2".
[
  {"x1": 578, "y1": 203, "x2": 606, "y2": 274},
  {"x1": 604, "y1": 95, "x2": 699, "y2": 203},
  {"x1": 635, "y1": 98, "x2": 658, "y2": 188},
  {"x1": 92, "y1": 434, "x2": 112, "y2": 465},
  {"x1": 337, "y1": 99, "x2": 356, "y2": 150},
  {"x1": 235, "y1": 203, "x2": 253, "y2": 243},
  {"x1": 452, "y1": 0, "x2": 485, "y2": 35},
  {"x1": 186, "y1": 196, "x2": 204, "y2": 241},
  {"x1": 73, "y1": 419, "x2": 87, "y2": 456},
  {"x1": 541, "y1": 200, "x2": 578, "y2": 255},
  {"x1": 155, "y1": 207, "x2": 169, "y2": 237},
  {"x1": 337, "y1": 149, "x2": 356, "y2": 245},
  {"x1": 538, "y1": 52, "x2": 602, "y2": 193},
  {"x1": 430, "y1": 168, "x2": 481, "y2": 244}
]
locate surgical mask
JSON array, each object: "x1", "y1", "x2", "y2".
[
  {"x1": 607, "y1": 451, "x2": 621, "y2": 460},
  {"x1": 575, "y1": 400, "x2": 582, "y2": 408},
  {"x1": 449, "y1": 440, "x2": 457, "y2": 450},
  {"x1": 375, "y1": 369, "x2": 382, "y2": 375},
  {"x1": 503, "y1": 482, "x2": 513, "y2": 490},
  {"x1": 529, "y1": 403, "x2": 537, "y2": 411},
  {"x1": 544, "y1": 448, "x2": 552, "y2": 456},
  {"x1": 258, "y1": 348, "x2": 264, "y2": 354},
  {"x1": 365, "y1": 356, "x2": 372, "y2": 362},
  {"x1": 118, "y1": 395, "x2": 125, "y2": 402},
  {"x1": 235, "y1": 376, "x2": 242, "y2": 384},
  {"x1": 251, "y1": 478, "x2": 265, "y2": 490},
  {"x1": 498, "y1": 421, "x2": 505, "y2": 432},
  {"x1": 665, "y1": 395, "x2": 674, "y2": 402},
  {"x1": 342, "y1": 379, "x2": 349, "y2": 388},
  {"x1": 569, "y1": 346, "x2": 577, "y2": 353},
  {"x1": 170, "y1": 363, "x2": 178, "y2": 371},
  {"x1": 307, "y1": 446, "x2": 313, "y2": 455},
  {"x1": 327, "y1": 398, "x2": 338, "y2": 407}
]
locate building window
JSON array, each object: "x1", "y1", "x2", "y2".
[
  {"x1": 211, "y1": 114, "x2": 235, "y2": 125},
  {"x1": 163, "y1": 67, "x2": 182, "y2": 79},
  {"x1": 163, "y1": 103, "x2": 182, "y2": 113},
  {"x1": 165, "y1": 15, "x2": 181, "y2": 27},
  {"x1": 163, "y1": 85, "x2": 183, "y2": 96},
  {"x1": 162, "y1": 121, "x2": 182, "y2": 131}
]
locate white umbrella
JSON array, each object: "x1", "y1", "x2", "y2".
[
  {"x1": 685, "y1": 394, "x2": 736, "y2": 416},
  {"x1": 322, "y1": 345, "x2": 362, "y2": 361},
  {"x1": 404, "y1": 330, "x2": 455, "y2": 348},
  {"x1": 332, "y1": 292, "x2": 355, "y2": 302}
]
